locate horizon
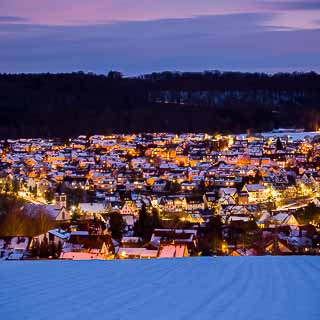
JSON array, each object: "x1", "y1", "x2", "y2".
[{"x1": 0, "y1": 69, "x2": 319, "y2": 78}]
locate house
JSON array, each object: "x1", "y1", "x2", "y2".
[
  {"x1": 119, "y1": 202, "x2": 138, "y2": 216},
  {"x1": 203, "y1": 192, "x2": 218, "y2": 209},
  {"x1": 287, "y1": 236, "x2": 313, "y2": 249},
  {"x1": 121, "y1": 214, "x2": 136, "y2": 235},
  {"x1": 45, "y1": 205, "x2": 70, "y2": 221},
  {"x1": 79, "y1": 202, "x2": 107, "y2": 215},
  {"x1": 117, "y1": 247, "x2": 158, "y2": 259},
  {"x1": 158, "y1": 244, "x2": 189, "y2": 258},
  {"x1": 242, "y1": 184, "x2": 268, "y2": 203},
  {"x1": 270, "y1": 213, "x2": 299, "y2": 226},
  {"x1": 264, "y1": 239, "x2": 293, "y2": 255},
  {"x1": 24, "y1": 203, "x2": 70, "y2": 221},
  {"x1": 152, "y1": 180, "x2": 167, "y2": 192},
  {"x1": 229, "y1": 248, "x2": 257, "y2": 256},
  {"x1": 60, "y1": 234, "x2": 113, "y2": 260},
  {"x1": 150, "y1": 229, "x2": 198, "y2": 253},
  {"x1": 32, "y1": 228, "x2": 70, "y2": 246},
  {"x1": 185, "y1": 196, "x2": 205, "y2": 213},
  {"x1": 238, "y1": 192, "x2": 249, "y2": 205},
  {"x1": 159, "y1": 196, "x2": 187, "y2": 213},
  {"x1": 218, "y1": 188, "x2": 238, "y2": 205},
  {"x1": 0, "y1": 236, "x2": 31, "y2": 260}
]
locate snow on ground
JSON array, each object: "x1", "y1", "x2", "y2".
[
  {"x1": 240, "y1": 131, "x2": 320, "y2": 141},
  {"x1": 0, "y1": 257, "x2": 319, "y2": 320}
]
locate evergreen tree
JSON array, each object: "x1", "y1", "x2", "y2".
[
  {"x1": 254, "y1": 170, "x2": 263, "y2": 184},
  {"x1": 31, "y1": 239, "x2": 40, "y2": 257},
  {"x1": 276, "y1": 137, "x2": 283, "y2": 150},
  {"x1": 198, "y1": 216, "x2": 223, "y2": 256},
  {"x1": 40, "y1": 236, "x2": 49, "y2": 258},
  {"x1": 49, "y1": 241, "x2": 57, "y2": 258},
  {"x1": 57, "y1": 241, "x2": 63, "y2": 258},
  {"x1": 151, "y1": 207, "x2": 161, "y2": 229},
  {"x1": 109, "y1": 212, "x2": 124, "y2": 241},
  {"x1": 134, "y1": 204, "x2": 158, "y2": 242}
]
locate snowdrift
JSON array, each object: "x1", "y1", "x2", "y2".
[{"x1": 0, "y1": 257, "x2": 319, "y2": 320}]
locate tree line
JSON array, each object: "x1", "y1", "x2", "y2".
[
  {"x1": 0, "y1": 71, "x2": 319, "y2": 138},
  {"x1": 0, "y1": 195, "x2": 54, "y2": 237}
]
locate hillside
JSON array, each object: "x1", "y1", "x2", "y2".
[
  {"x1": 0, "y1": 257, "x2": 319, "y2": 320},
  {"x1": 0, "y1": 72, "x2": 320, "y2": 137}
]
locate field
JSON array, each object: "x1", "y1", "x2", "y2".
[{"x1": 0, "y1": 257, "x2": 319, "y2": 320}]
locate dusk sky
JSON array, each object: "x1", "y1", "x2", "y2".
[{"x1": 0, "y1": 0, "x2": 320, "y2": 75}]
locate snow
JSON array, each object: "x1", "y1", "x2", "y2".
[
  {"x1": 240, "y1": 131, "x2": 320, "y2": 141},
  {"x1": 0, "y1": 257, "x2": 319, "y2": 320}
]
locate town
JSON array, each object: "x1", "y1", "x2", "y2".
[{"x1": 1, "y1": 130, "x2": 320, "y2": 260}]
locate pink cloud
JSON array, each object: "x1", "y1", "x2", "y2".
[{"x1": 0, "y1": 0, "x2": 261, "y2": 25}]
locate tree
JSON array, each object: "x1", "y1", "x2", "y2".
[
  {"x1": 276, "y1": 137, "x2": 283, "y2": 150},
  {"x1": 4, "y1": 179, "x2": 11, "y2": 194},
  {"x1": 29, "y1": 206, "x2": 55, "y2": 236},
  {"x1": 0, "y1": 196, "x2": 54, "y2": 237},
  {"x1": 48, "y1": 241, "x2": 57, "y2": 258},
  {"x1": 198, "y1": 216, "x2": 223, "y2": 256},
  {"x1": 71, "y1": 209, "x2": 81, "y2": 222},
  {"x1": 31, "y1": 238, "x2": 40, "y2": 257},
  {"x1": 134, "y1": 205, "x2": 161, "y2": 242},
  {"x1": 109, "y1": 212, "x2": 124, "y2": 241},
  {"x1": 0, "y1": 197, "x2": 28, "y2": 236},
  {"x1": 107, "y1": 70, "x2": 123, "y2": 80},
  {"x1": 30, "y1": 186, "x2": 38, "y2": 199},
  {"x1": 40, "y1": 236, "x2": 49, "y2": 258},
  {"x1": 295, "y1": 202, "x2": 320, "y2": 225},
  {"x1": 151, "y1": 207, "x2": 161, "y2": 229},
  {"x1": 197, "y1": 179, "x2": 206, "y2": 193},
  {"x1": 254, "y1": 170, "x2": 263, "y2": 184},
  {"x1": 165, "y1": 181, "x2": 181, "y2": 194},
  {"x1": 57, "y1": 241, "x2": 63, "y2": 258},
  {"x1": 12, "y1": 179, "x2": 20, "y2": 195}
]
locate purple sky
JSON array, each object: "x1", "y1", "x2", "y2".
[{"x1": 0, "y1": 0, "x2": 319, "y2": 74}]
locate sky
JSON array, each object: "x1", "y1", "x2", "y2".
[{"x1": 0, "y1": 0, "x2": 319, "y2": 75}]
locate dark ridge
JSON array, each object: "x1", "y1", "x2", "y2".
[{"x1": 0, "y1": 70, "x2": 319, "y2": 138}]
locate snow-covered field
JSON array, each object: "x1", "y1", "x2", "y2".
[
  {"x1": 239, "y1": 131, "x2": 320, "y2": 141},
  {"x1": 0, "y1": 257, "x2": 319, "y2": 320}
]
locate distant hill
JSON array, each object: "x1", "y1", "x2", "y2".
[{"x1": 0, "y1": 71, "x2": 320, "y2": 137}]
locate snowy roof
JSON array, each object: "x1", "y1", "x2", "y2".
[
  {"x1": 79, "y1": 203, "x2": 106, "y2": 213},
  {"x1": 48, "y1": 229, "x2": 70, "y2": 240},
  {"x1": 244, "y1": 184, "x2": 266, "y2": 192}
]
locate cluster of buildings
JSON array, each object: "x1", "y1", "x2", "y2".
[{"x1": 1, "y1": 131, "x2": 320, "y2": 259}]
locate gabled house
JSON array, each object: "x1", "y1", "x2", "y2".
[
  {"x1": 270, "y1": 213, "x2": 299, "y2": 227},
  {"x1": 264, "y1": 239, "x2": 293, "y2": 255},
  {"x1": 150, "y1": 229, "x2": 198, "y2": 254},
  {"x1": 242, "y1": 184, "x2": 268, "y2": 203},
  {"x1": 185, "y1": 196, "x2": 205, "y2": 213},
  {"x1": 159, "y1": 196, "x2": 187, "y2": 213},
  {"x1": 119, "y1": 201, "x2": 138, "y2": 216},
  {"x1": 203, "y1": 192, "x2": 218, "y2": 209},
  {"x1": 60, "y1": 234, "x2": 113, "y2": 260}
]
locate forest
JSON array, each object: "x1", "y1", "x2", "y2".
[{"x1": 0, "y1": 71, "x2": 320, "y2": 137}]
